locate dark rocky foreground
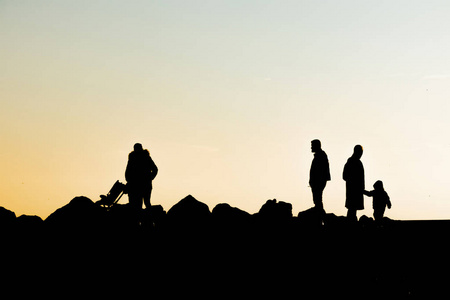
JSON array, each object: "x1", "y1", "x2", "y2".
[{"x1": 1, "y1": 195, "x2": 450, "y2": 297}]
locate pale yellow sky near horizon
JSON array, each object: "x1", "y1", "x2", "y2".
[{"x1": 1, "y1": 0, "x2": 450, "y2": 219}]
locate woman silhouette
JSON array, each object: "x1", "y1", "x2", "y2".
[{"x1": 343, "y1": 145, "x2": 365, "y2": 222}]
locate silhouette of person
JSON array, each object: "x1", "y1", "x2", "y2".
[
  {"x1": 309, "y1": 139, "x2": 331, "y2": 211},
  {"x1": 343, "y1": 145, "x2": 365, "y2": 222},
  {"x1": 125, "y1": 143, "x2": 158, "y2": 210},
  {"x1": 364, "y1": 180, "x2": 391, "y2": 223}
]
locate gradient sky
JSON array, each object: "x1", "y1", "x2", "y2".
[{"x1": 2, "y1": 0, "x2": 450, "y2": 220}]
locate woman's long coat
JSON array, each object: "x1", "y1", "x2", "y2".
[{"x1": 343, "y1": 156, "x2": 365, "y2": 210}]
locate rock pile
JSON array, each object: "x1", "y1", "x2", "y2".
[{"x1": 0, "y1": 195, "x2": 446, "y2": 297}]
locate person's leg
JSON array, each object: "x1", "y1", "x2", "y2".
[
  {"x1": 128, "y1": 191, "x2": 142, "y2": 210},
  {"x1": 373, "y1": 210, "x2": 379, "y2": 222},
  {"x1": 312, "y1": 182, "x2": 326, "y2": 210},
  {"x1": 374, "y1": 207, "x2": 386, "y2": 224},
  {"x1": 127, "y1": 190, "x2": 143, "y2": 227},
  {"x1": 312, "y1": 188, "x2": 323, "y2": 210},
  {"x1": 347, "y1": 209, "x2": 357, "y2": 222},
  {"x1": 143, "y1": 187, "x2": 152, "y2": 209}
]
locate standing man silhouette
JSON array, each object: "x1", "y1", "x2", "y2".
[
  {"x1": 343, "y1": 145, "x2": 365, "y2": 222},
  {"x1": 125, "y1": 143, "x2": 158, "y2": 211},
  {"x1": 309, "y1": 139, "x2": 331, "y2": 212}
]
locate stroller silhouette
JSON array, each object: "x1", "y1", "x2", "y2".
[{"x1": 96, "y1": 180, "x2": 127, "y2": 208}]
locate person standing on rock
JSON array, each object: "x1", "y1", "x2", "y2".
[
  {"x1": 125, "y1": 143, "x2": 158, "y2": 210},
  {"x1": 343, "y1": 145, "x2": 365, "y2": 222},
  {"x1": 309, "y1": 139, "x2": 331, "y2": 212}
]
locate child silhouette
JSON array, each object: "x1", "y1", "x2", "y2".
[{"x1": 363, "y1": 180, "x2": 391, "y2": 223}]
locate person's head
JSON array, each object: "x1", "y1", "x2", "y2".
[
  {"x1": 352, "y1": 145, "x2": 363, "y2": 159},
  {"x1": 373, "y1": 180, "x2": 384, "y2": 190},
  {"x1": 133, "y1": 143, "x2": 143, "y2": 152},
  {"x1": 311, "y1": 139, "x2": 322, "y2": 153}
]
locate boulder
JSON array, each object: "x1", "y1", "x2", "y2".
[
  {"x1": 141, "y1": 205, "x2": 167, "y2": 230},
  {"x1": 166, "y1": 195, "x2": 211, "y2": 230},
  {"x1": 167, "y1": 195, "x2": 210, "y2": 220},
  {"x1": 45, "y1": 196, "x2": 105, "y2": 232},
  {"x1": 359, "y1": 215, "x2": 375, "y2": 227},
  {"x1": 212, "y1": 203, "x2": 250, "y2": 221},
  {"x1": 211, "y1": 203, "x2": 251, "y2": 235},
  {"x1": 106, "y1": 203, "x2": 137, "y2": 230},
  {"x1": 16, "y1": 215, "x2": 44, "y2": 232},
  {"x1": 0, "y1": 206, "x2": 16, "y2": 229},
  {"x1": 297, "y1": 206, "x2": 322, "y2": 227},
  {"x1": 258, "y1": 199, "x2": 293, "y2": 220},
  {"x1": 323, "y1": 213, "x2": 348, "y2": 228}
]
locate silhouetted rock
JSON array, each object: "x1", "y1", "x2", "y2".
[
  {"x1": 323, "y1": 212, "x2": 348, "y2": 228},
  {"x1": 297, "y1": 206, "x2": 322, "y2": 228},
  {"x1": 382, "y1": 216, "x2": 395, "y2": 226},
  {"x1": 16, "y1": 215, "x2": 44, "y2": 231},
  {"x1": 253, "y1": 199, "x2": 294, "y2": 238},
  {"x1": 166, "y1": 195, "x2": 211, "y2": 233},
  {"x1": 359, "y1": 214, "x2": 374, "y2": 227},
  {"x1": 211, "y1": 203, "x2": 251, "y2": 236},
  {"x1": 45, "y1": 196, "x2": 105, "y2": 233},
  {"x1": 146, "y1": 204, "x2": 166, "y2": 220},
  {"x1": 141, "y1": 204, "x2": 166, "y2": 231},
  {"x1": 2, "y1": 193, "x2": 448, "y2": 297},
  {"x1": 212, "y1": 203, "x2": 250, "y2": 221},
  {"x1": 257, "y1": 199, "x2": 292, "y2": 220},
  {"x1": 102, "y1": 203, "x2": 136, "y2": 232},
  {"x1": 167, "y1": 195, "x2": 210, "y2": 220},
  {"x1": 0, "y1": 206, "x2": 16, "y2": 229}
]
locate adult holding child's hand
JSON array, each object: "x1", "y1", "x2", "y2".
[{"x1": 343, "y1": 145, "x2": 365, "y2": 222}]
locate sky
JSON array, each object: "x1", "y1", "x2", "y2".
[{"x1": 1, "y1": 0, "x2": 450, "y2": 220}]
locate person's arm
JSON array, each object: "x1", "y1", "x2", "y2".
[
  {"x1": 149, "y1": 157, "x2": 158, "y2": 180},
  {"x1": 363, "y1": 190, "x2": 373, "y2": 196},
  {"x1": 125, "y1": 161, "x2": 131, "y2": 182},
  {"x1": 343, "y1": 162, "x2": 349, "y2": 181}
]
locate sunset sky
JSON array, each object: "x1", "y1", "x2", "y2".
[{"x1": 2, "y1": 0, "x2": 450, "y2": 220}]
